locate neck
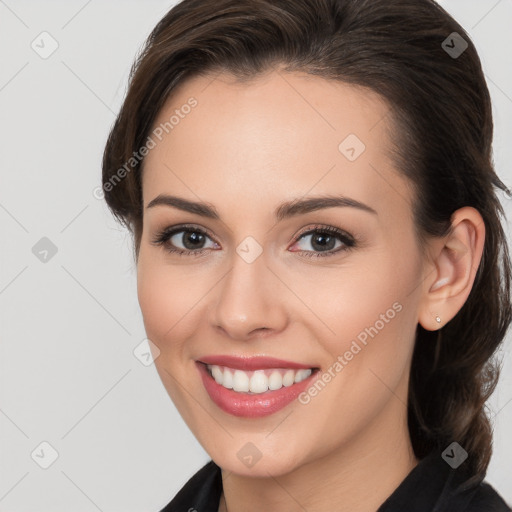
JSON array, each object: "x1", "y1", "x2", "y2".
[{"x1": 219, "y1": 402, "x2": 418, "y2": 512}]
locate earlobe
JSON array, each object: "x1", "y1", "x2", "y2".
[{"x1": 418, "y1": 207, "x2": 485, "y2": 331}]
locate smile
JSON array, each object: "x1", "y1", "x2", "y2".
[
  {"x1": 206, "y1": 364, "x2": 313, "y2": 394},
  {"x1": 196, "y1": 358, "x2": 320, "y2": 418}
]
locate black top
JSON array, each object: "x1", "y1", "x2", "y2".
[{"x1": 160, "y1": 450, "x2": 511, "y2": 512}]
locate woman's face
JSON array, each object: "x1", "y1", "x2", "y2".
[{"x1": 137, "y1": 70, "x2": 429, "y2": 476}]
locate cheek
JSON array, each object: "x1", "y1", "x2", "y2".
[
  {"x1": 295, "y1": 242, "x2": 421, "y2": 378},
  {"x1": 136, "y1": 250, "x2": 187, "y2": 351},
  {"x1": 136, "y1": 248, "x2": 215, "y2": 358},
  {"x1": 285, "y1": 253, "x2": 420, "y2": 452}
]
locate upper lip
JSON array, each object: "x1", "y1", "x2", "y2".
[{"x1": 197, "y1": 355, "x2": 317, "y2": 371}]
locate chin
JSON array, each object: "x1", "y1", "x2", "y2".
[
  {"x1": 214, "y1": 450, "x2": 305, "y2": 478},
  {"x1": 201, "y1": 432, "x2": 313, "y2": 478}
]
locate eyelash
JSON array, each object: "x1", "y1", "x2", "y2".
[{"x1": 151, "y1": 223, "x2": 356, "y2": 259}]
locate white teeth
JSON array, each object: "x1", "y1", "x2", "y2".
[
  {"x1": 249, "y1": 371, "x2": 268, "y2": 393},
  {"x1": 294, "y1": 369, "x2": 312, "y2": 383},
  {"x1": 206, "y1": 365, "x2": 313, "y2": 394},
  {"x1": 268, "y1": 371, "x2": 282, "y2": 390},
  {"x1": 211, "y1": 365, "x2": 223, "y2": 384},
  {"x1": 232, "y1": 370, "x2": 249, "y2": 392},
  {"x1": 282, "y1": 369, "x2": 295, "y2": 387},
  {"x1": 222, "y1": 367, "x2": 233, "y2": 389}
]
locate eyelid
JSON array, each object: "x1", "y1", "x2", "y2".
[
  {"x1": 152, "y1": 223, "x2": 218, "y2": 244},
  {"x1": 152, "y1": 222, "x2": 356, "y2": 257},
  {"x1": 288, "y1": 224, "x2": 356, "y2": 256},
  {"x1": 293, "y1": 224, "x2": 354, "y2": 241}
]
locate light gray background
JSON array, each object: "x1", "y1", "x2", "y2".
[{"x1": 0, "y1": 1, "x2": 511, "y2": 511}]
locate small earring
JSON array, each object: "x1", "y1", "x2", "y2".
[{"x1": 435, "y1": 315, "x2": 441, "y2": 324}]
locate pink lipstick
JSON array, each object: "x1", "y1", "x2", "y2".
[{"x1": 196, "y1": 355, "x2": 319, "y2": 418}]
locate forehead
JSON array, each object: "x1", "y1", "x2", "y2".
[{"x1": 141, "y1": 70, "x2": 412, "y2": 222}]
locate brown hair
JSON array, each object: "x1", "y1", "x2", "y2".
[{"x1": 102, "y1": 0, "x2": 512, "y2": 478}]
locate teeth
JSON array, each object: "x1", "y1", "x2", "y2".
[
  {"x1": 283, "y1": 369, "x2": 295, "y2": 387},
  {"x1": 233, "y1": 370, "x2": 249, "y2": 392},
  {"x1": 249, "y1": 370, "x2": 267, "y2": 393},
  {"x1": 268, "y1": 371, "x2": 282, "y2": 391},
  {"x1": 206, "y1": 365, "x2": 313, "y2": 394}
]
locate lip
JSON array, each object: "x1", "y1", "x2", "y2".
[
  {"x1": 197, "y1": 354, "x2": 316, "y2": 371},
  {"x1": 196, "y1": 361, "x2": 320, "y2": 418}
]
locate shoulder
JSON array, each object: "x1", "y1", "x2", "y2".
[
  {"x1": 463, "y1": 481, "x2": 511, "y2": 512},
  {"x1": 159, "y1": 460, "x2": 222, "y2": 512},
  {"x1": 377, "y1": 450, "x2": 511, "y2": 512}
]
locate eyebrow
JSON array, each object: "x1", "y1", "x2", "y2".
[{"x1": 146, "y1": 194, "x2": 377, "y2": 220}]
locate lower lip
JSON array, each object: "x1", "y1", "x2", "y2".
[{"x1": 196, "y1": 362, "x2": 318, "y2": 418}]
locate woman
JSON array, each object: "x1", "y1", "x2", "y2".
[{"x1": 102, "y1": 0, "x2": 512, "y2": 510}]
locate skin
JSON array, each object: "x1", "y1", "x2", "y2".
[{"x1": 137, "y1": 69, "x2": 485, "y2": 512}]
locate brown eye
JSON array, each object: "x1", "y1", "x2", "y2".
[
  {"x1": 289, "y1": 226, "x2": 356, "y2": 258},
  {"x1": 152, "y1": 225, "x2": 220, "y2": 255},
  {"x1": 175, "y1": 230, "x2": 207, "y2": 250}
]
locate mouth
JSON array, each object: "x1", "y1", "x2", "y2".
[
  {"x1": 195, "y1": 356, "x2": 320, "y2": 418},
  {"x1": 204, "y1": 363, "x2": 315, "y2": 394}
]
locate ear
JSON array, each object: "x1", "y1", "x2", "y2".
[{"x1": 418, "y1": 207, "x2": 485, "y2": 331}]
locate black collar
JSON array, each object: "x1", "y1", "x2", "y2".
[{"x1": 161, "y1": 449, "x2": 510, "y2": 511}]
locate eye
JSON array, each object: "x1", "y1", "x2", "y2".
[
  {"x1": 151, "y1": 224, "x2": 219, "y2": 256},
  {"x1": 289, "y1": 225, "x2": 356, "y2": 258},
  {"x1": 152, "y1": 223, "x2": 356, "y2": 258}
]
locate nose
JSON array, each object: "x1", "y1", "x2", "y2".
[{"x1": 209, "y1": 248, "x2": 289, "y2": 341}]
